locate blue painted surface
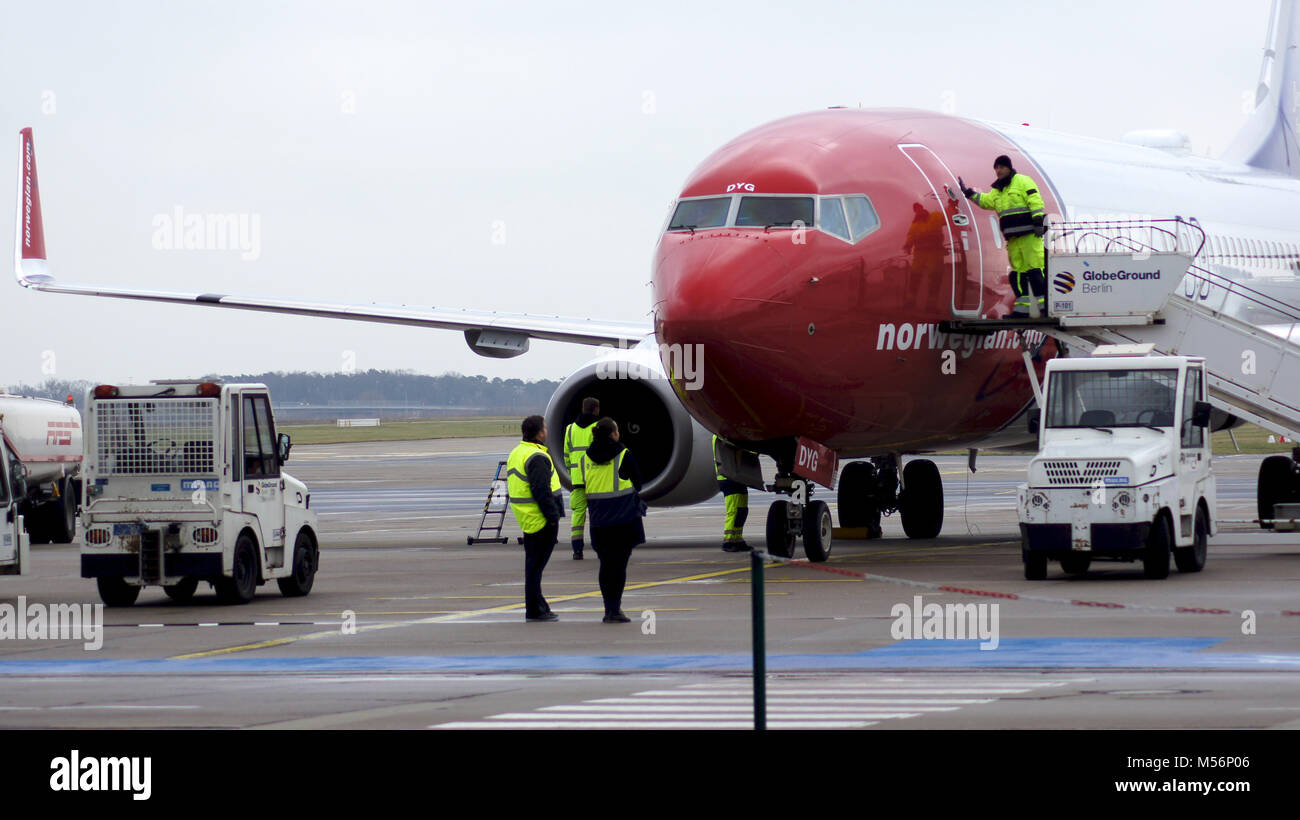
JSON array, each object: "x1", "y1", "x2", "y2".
[{"x1": 2, "y1": 638, "x2": 1299, "y2": 674}]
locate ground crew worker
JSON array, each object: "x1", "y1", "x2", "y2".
[
  {"x1": 506, "y1": 415, "x2": 564, "y2": 622},
  {"x1": 960, "y1": 155, "x2": 1048, "y2": 318},
  {"x1": 713, "y1": 434, "x2": 749, "y2": 552},
  {"x1": 579, "y1": 417, "x2": 645, "y2": 623},
  {"x1": 563, "y1": 397, "x2": 600, "y2": 560}
]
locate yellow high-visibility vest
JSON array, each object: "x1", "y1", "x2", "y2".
[
  {"x1": 971, "y1": 173, "x2": 1046, "y2": 239},
  {"x1": 506, "y1": 440, "x2": 560, "y2": 534},
  {"x1": 564, "y1": 420, "x2": 597, "y2": 473},
  {"x1": 580, "y1": 449, "x2": 640, "y2": 528}
]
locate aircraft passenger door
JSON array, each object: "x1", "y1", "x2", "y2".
[
  {"x1": 898, "y1": 144, "x2": 984, "y2": 317},
  {"x1": 238, "y1": 392, "x2": 286, "y2": 564}
]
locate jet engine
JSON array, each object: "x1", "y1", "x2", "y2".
[{"x1": 544, "y1": 341, "x2": 719, "y2": 506}]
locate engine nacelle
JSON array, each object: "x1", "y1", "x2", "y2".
[{"x1": 545, "y1": 341, "x2": 719, "y2": 506}]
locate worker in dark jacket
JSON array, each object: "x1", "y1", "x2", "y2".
[
  {"x1": 578, "y1": 417, "x2": 645, "y2": 623},
  {"x1": 506, "y1": 415, "x2": 565, "y2": 622}
]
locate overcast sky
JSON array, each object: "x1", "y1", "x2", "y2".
[{"x1": 0, "y1": 0, "x2": 1274, "y2": 389}]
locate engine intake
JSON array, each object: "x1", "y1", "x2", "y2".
[{"x1": 544, "y1": 345, "x2": 718, "y2": 506}]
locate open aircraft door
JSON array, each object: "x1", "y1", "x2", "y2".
[{"x1": 899, "y1": 144, "x2": 985, "y2": 317}]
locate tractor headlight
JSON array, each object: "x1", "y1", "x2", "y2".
[{"x1": 1113, "y1": 492, "x2": 1132, "y2": 510}]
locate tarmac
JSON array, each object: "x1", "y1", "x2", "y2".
[{"x1": 2, "y1": 436, "x2": 1298, "y2": 730}]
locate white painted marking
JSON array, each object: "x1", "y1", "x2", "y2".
[
  {"x1": 689, "y1": 680, "x2": 1071, "y2": 688},
  {"x1": 587, "y1": 698, "x2": 973, "y2": 709},
  {"x1": 432, "y1": 720, "x2": 876, "y2": 729},
  {"x1": 634, "y1": 688, "x2": 1034, "y2": 696},
  {"x1": 0, "y1": 704, "x2": 200, "y2": 711},
  {"x1": 536, "y1": 705, "x2": 924, "y2": 717}
]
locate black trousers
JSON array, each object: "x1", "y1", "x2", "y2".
[
  {"x1": 594, "y1": 541, "x2": 634, "y2": 615},
  {"x1": 523, "y1": 522, "x2": 558, "y2": 617},
  {"x1": 1010, "y1": 268, "x2": 1046, "y2": 297}
]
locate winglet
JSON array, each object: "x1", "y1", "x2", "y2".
[
  {"x1": 14, "y1": 127, "x2": 51, "y2": 286},
  {"x1": 1222, "y1": 0, "x2": 1300, "y2": 176}
]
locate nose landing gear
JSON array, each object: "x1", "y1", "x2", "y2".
[{"x1": 763, "y1": 475, "x2": 833, "y2": 562}]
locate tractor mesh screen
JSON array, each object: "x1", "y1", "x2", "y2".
[{"x1": 95, "y1": 399, "x2": 217, "y2": 476}]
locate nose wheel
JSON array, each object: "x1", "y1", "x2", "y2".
[{"x1": 763, "y1": 477, "x2": 833, "y2": 562}]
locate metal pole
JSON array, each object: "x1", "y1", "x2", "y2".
[{"x1": 751, "y1": 549, "x2": 766, "y2": 731}]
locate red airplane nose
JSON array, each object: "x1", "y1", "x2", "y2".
[
  {"x1": 653, "y1": 233, "x2": 803, "y2": 437},
  {"x1": 655, "y1": 233, "x2": 795, "y2": 355}
]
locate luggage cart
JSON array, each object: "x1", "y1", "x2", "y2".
[{"x1": 467, "y1": 460, "x2": 520, "y2": 545}]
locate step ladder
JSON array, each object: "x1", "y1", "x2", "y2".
[
  {"x1": 467, "y1": 460, "x2": 520, "y2": 545},
  {"x1": 942, "y1": 218, "x2": 1300, "y2": 440}
]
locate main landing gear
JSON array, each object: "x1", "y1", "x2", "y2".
[
  {"x1": 761, "y1": 455, "x2": 946, "y2": 562},
  {"x1": 835, "y1": 455, "x2": 945, "y2": 540}
]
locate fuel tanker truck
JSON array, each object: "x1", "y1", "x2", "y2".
[{"x1": 0, "y1": 394, "x2": 83, "y2": 568}]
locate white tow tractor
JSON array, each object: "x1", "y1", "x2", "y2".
[
  {"x1": 80, "y1": 380, "x2": 319, "y2": 606},
  {"x1": 1018, "y1": 345, "x2": 1215, "y2": 579}
]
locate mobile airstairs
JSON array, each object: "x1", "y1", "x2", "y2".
[{"x1": 941, "y1": 218, "x2": 1300, "y2": 528}]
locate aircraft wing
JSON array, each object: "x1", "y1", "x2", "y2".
[{"x1": 13, "y1": 128, "x2": 651, "y2": 355}]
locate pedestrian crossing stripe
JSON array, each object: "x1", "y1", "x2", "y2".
[{"x1": 429, "y1": 675, "x2": 1090, "y2": 730}]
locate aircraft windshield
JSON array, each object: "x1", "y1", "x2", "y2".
[
  {"x1": 735, "y1": 196, "x2": 814, "y2": 228},
  {"x1": 667, "y1": 198, "x2": 730, "y2": 231},
  {"x1": 1046, "y1": 369, "x2": 1179, "y2": 429}
]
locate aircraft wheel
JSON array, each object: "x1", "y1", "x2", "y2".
[
  {"x1": 899, "y1": 459, "x2": 944, "y2": 539},
  {"x1": 802, "y1": 500, "x2": 832, "y2": 562},
  {"x1": 765, "y1": 500, "x2": 795, "y2": 558},
  {"x1": 1174, "y1": 506, "x2": 1208, "y2": 573}
]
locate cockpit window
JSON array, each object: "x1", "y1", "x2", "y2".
[
  {"x1": 668, "y1": 197, "x2": 730, "y2": 231},
  {"x1": 663, "y1": 192, "x2": 879, "y2": 242},
  {"x1": 844, "y1": 195, "x2": 880, "y2": 241},
  {"x1": 736, "y1": 196, "x2": 814, "y2": 228},
  {"x1": 818, "y1": 197, "x2": 850, "y2": 241}
]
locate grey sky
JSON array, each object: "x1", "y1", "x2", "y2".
[{"x1": 0, "y1": 0, "x2": 1273, "y2": 388}]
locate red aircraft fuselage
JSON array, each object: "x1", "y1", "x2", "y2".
[{"x1": 652, "y1": 108, "x2": 1061, "y2": 457}]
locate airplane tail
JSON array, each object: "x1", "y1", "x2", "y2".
[
  {"x1": 13, "y1": 127, "x2": 51, "y2": 284},
  {"x1": 1222, "y1": 0, "x2": 1300, "y2": 176}
]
